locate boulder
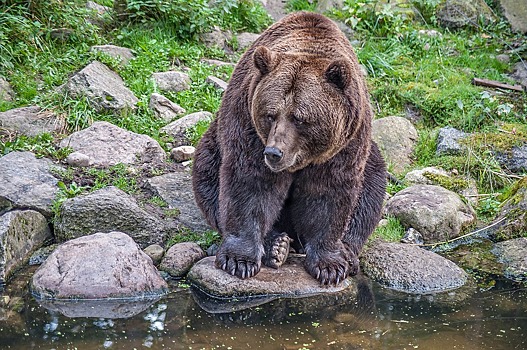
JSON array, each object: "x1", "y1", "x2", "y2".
[
  {"x1": 436, "y1": 0, "x2": 496, "y2": 30},
  {"x1": 188, "y1": 255, "x2": 352, "y2": 298},
  {"x1": 494, "y1": 144, "x2": 527, "y2": 173},
  {"x1": 59, "y1": 121, "x2": 166, "y2": 167},
  {"x1": 149, "y1": 93, "x2": 186, "y2": 121},
  {"x1": 159, "y1": 242, "x2": 205, "y2": 277},
  {"x1": 91, "y1": 45, "x2": 135, "y2": 65},
  {"x1": 510, "y1": 62, "x2": 527, "y2": 89},
  {"x1": 492, "y1": 177, "x2": 527, "y2": 241},
  {"x1": 86, "y1": 1, "x2": 111, "y2": 16},
  {"x1": 372, "y1": 116, "x2": 418, "y2": 174},
  {"x1": 206, "y1": 76, "x2": 228, "y2": 92},
  {"x1": 54, "y1": 186, "x2": 169, "y2": 248},
  {"x1": 0, "y1": 77, "x2": 14, "y2": 101},
  {"x1": 31, "y1": 231, "x2": 168, "y2": 299},
  {"x1": 404, "y1": 166, "x2": 478, "y2": 205},
  {"x1": 236, "y1": 32, "x2": 260, "y2": 51},
  {"x1": 436, "y1": 126, "x2": 468, "y2": 156},
  {"x1": 65, "y1": 151, "x2": 90, "y2": 167},
  {"x1": 145, "y1": 172, "x2": 209, "y2": 233},
  {"x1": 0, "y1": 151, "x2": 61, "y2": 217},
  {"x1": 361, "y1": 242, "x2": 468, "y2": 293},
  {"x1": 143, "y1": 244, "x2": 164, "y2": 265},
  {"x1": 200, "y1": 27, "x2": 232, "y2": 50},
  {"x1": 384, "y1": 185, "x2": 476, "y2": 243},
  {"x1": 498, "y1": 0, "x2": 527, "y2": 33},
  {"x1": 63, "y1": 61, "x2": 138, "y2": 112},
  {"x1": 261, "y1": 0, "x2": 288, "y2": 20},
  {"x1": 492, "y1": 238, "x2": 527, "y2": 282},
  {"x1": 0, "y1": 106, "x2": 65, "y2": 136},
  {"x1": 0, "y1": 210, "x2": 51, "y2": 284},
  {"x1": 200, "y1": 59, "x2": 235, "y2": 68},
  {"x1": 160, "y1": 111, "x2": 213, "y2": 147},
  {"x1": 170, "y1": 146, "x2": 195, "y2": 162},
  {"x1": 151, "y1": 71, "x2": 191, "y2": 92}
]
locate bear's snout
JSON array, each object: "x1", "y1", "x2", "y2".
[{"x1": 263, "y1": 146, "x2": 283, "y2": 163}]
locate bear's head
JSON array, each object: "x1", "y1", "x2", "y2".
[{"x1": 250, "y1": 46, "x2": 365, "y2": 173}]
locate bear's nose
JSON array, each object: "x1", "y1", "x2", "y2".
[{"x1": 263, "y1": 147, "x2": 283, "y2": 163}]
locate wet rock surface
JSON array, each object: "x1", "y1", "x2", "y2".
[
  {"x1": 361, "y1": 242, "x2": 468, "y2": 293},
  {"x1": 492, "y1": 238, "x2": 527, "y2": 282},
  {"x1": 384, "y1": 184, "x2": 476, "y2": 243},
  {"x1": 0, "y1": 151, "x2": 61, "y2": 217},
  {"x1": 31, "y1": 231, "x2": 168, "y2": 299},
  {"x1": 55, "y1": 186, "x2": 169, "y2": 248},
  {"x1": 188, "y1": 255, "x2": 353, "y2": 299},
  {"x1": 0, "y1": 210, "x2": 51, "y2": 283},
  {"x1": 59, "y1": 121, "x2": 166, "y2": 167}
]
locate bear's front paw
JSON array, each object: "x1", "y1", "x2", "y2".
[
  {"x1": 215, "y1": 237, "x2": 263, "y2": 279},
  {"x1": 262, "y1": 231, "x2": 292, "y2": 269},
  {"x1": 304, "y1": 249, "x2": 358, "y2": 286}
]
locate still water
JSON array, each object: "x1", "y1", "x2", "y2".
[{"x1": 0, "y1": 271, "x2": 525, "y2": 350}]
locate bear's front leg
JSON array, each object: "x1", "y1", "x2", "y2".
[{"x1": 215, "y1": 158, "x2": 293, "y2": 279}]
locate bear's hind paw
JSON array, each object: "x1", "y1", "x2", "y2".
[{"x1": 263, "y1": 231, "x2": 292, "y2": 269}]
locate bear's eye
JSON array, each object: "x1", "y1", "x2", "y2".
[{"x1": 292, "y1": 114, "x2": 305, "y2": 126}]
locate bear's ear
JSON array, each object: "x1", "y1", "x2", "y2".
[
  {"x1": 253, "y1": 46, "x2": 275, "y2": 75},
  {"x1": 324, "y1": 60, "x2": 352, "y2": 90}
]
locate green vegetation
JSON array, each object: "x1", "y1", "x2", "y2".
[
  {"x1": 371, "y1": 216, "x2": 406, "y2": 242},
  {"x1": 166, "y1": 228, "x2": 221, "y2": 250}
]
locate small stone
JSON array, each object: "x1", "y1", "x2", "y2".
[
  {"x1": 149, "y1": 93, "x2": 186, "y2": 121},
  {"x1": 144, "y1": 244, "x2": 165, "y2": 265},
  {"x1": 400, "y1": 228, "x2": 424, "y2": 245},
  {"x1": 436, "y1": 126, "x2": 468, "y2": 156},
  {"x1": 0, "y1": 77, "x2": 15, "y2": 101},
  {"x1": 91, "y1": 45, "x2": 135, "y2": 66},
  {"x1": 159, "y1": 242, "x2": 205, "y2": 277},
  {"x1": 160, "y1": 111, "x2": 213, "y2": 147},
  {"x1": 376, "y1": 218, "x2": 389, "y2": 228},
  {"x1": 200, "y1": 27, "x2": 232, "y2": 49},
  {"x1": 170, "y1": 146, "x2": 195, "y2": 162},
  {"x1": 200, "y1": 59, "x2": 235, "y2": 68},
  {"x1": 418, "y1": 29, "x2": 442, "y2": 37},
  {"x1": 86, "y1": 1, "x2": 110, "y2": 15},
  {"x1": 66, "y1": 152, "x2": 90, "y2": 167},
  {"x1": 206, "y1": 76, "x2": 228, "y2": 91},
  {"x1": 496, "y1": 54, "x2": 510, "y2": 63},
  {"x1": 152, "y1": 71, "x2": 191, "y2": 92}
]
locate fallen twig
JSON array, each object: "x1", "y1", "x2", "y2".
[{"x1": 472, "y1": 78, "x2": 524, "y2": 92}]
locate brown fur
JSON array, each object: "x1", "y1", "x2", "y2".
[{"x1": 192, "y1": 12, "x2": 386, "y2": 285}]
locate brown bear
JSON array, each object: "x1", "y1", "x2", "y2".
[{"x1": 192, "y1": 12, "x2": 386, "y2": 285}]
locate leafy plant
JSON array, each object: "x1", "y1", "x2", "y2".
[{"x1": 285, "y1": 0, "x2": 318, "y2": 13}]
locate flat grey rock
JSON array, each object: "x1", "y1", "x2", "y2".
[
  {"x1": 63, "y1": 61, "x2": 138, "y2": 112},
  {"x1": 145, "y1": 172, "x2": 209, "y2": 233},
  {"x1": 361, "y1": 242, "x2": 468, "y2": 293},
  {"x1": 0, "y1": 210, "x2": 51, "y2": 283},
  {"x1": 0, "y1": 151, "x2": 61, "y2": 217},
  {"x1": 31, "y1": 231, "x2": 168, "y2": 299},
  {"x1": 54, "y1": 186, "x2": 169, "y2": 248},
  {"x1": 384, "y1": 185, "x2": 476, "y2": 243},
  {"x1": 59, "y1": 121, "x2": 166, "y2": 167},
  {"x1": 494, "y1": 144, "x2": 527, "y2": 174},
  {"x1": 188, "y1": 255, "x2": 353, "y2": 298},
  {"x1": 0, "y1": 106, "x2": 65, "y2": 136},
  {"x1": 236, "y1": 32, "x2": 260, "y2": 50},
  {"x1": 510, "y1": 61, "x2": 527, "y2": 89}
]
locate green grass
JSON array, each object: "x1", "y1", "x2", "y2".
[{"x1": 371, "y1": 216, "x2": 406, "y2": 242}]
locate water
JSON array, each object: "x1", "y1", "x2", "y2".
[{"x1": 0, "y1": 270, "x2": 525, "y2": 350}]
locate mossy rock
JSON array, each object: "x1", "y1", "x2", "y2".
[
  {"x1": 436, "y1": 0, "x2": 497, "y2": 29},
  {"x1": 492, "y1": 177, "x2": 527, "y2": 241}
]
